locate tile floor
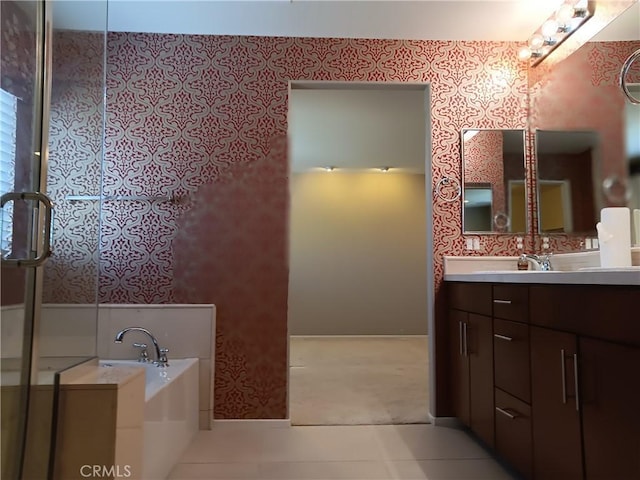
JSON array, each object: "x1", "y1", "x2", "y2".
[
  {"x1": 168, "y1": 424, "x2": 517, "y2": 479},
  {"x1": 289, "y1": 336, "x2": 429, "y2": 425}
]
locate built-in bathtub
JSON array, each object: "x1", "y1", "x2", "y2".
[{"x1": 100, "y1": 358, "x2": 199, "y2": 479}]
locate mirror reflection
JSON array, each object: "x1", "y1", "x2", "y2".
[
  {"x1": 529, "y1": 3, "x2": 639, "y2": 244},
  {"x1": 536, "y1": 130, "x2": 599, "y2": 234},
  {"x1": 626, "y1": 84, "x2": 640, "y2": 244},
  {"x1": 461, "y1": 129, "x2": 526, "y2": 234}
]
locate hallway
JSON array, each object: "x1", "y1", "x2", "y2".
[{"x1": 289, "y1": 336, "x2": 429, "y2": 425}]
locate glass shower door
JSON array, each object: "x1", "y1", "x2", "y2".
[
  {"x1": 1, "y1": 1, "x2": 49, "y2": 478},
  {"x1": 2, "y1": 1, "x2": 106, "y2": 477}
]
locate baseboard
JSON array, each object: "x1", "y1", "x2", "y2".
[
  {"x1": 428, "y1": 414, "x2": 462, "y2": 429},
  {"x1": 212, "y1": 418, "x2": 292, "y2": 429}
]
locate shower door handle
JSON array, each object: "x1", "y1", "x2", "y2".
[{"x1": 1, "y1": 192, "x2": 54, "y2": 267}]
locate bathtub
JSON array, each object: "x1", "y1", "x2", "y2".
[{"x1": 100, "y1": 358, "x2": 199, "y2": 479}]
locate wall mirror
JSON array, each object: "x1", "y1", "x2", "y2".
[
  {"x1": 529, "y1": 3, "x2": 640, "y2": 244},
  {"x1": 535, "y1": 130, "x2": 599, "y2": 234},
  {"x1": 461, "y1": 129, "x2": 527, "y2": 234}
]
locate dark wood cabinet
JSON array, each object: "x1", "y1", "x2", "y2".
[
  {"x1": 448, "y1": 310, "x2": 494, "y2": 448},
  {"x1": 467, "y1": 313, "x2": 494, "y2": 448},
  {"x1": 449, "y1": 309, "x2": 470, "y2": 427},
  {"x1": 580, "y1": 337, "x2": 640, "y2": 480},
  {"x1": 495, "y1": 388, "x2": 532, "y2": 479},
  {"x1": 448, "y1": 283, "x2": 494, "y2": 448},
  {"x1": 447, "y1": 280, "x2": 640, "y2": 480},
  {"x1": 530, "y1": 326, "x2": 583, "y2": 480},
  {"x1": 494, "y1": 319, "x2": 530, "y2": 403}
]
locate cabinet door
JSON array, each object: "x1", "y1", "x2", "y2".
[
  {"x1": 530, "y1": 327, "x2": 582, "y2": 480},
  {"x1": 468, "y1": 313, "x2": 494, "y2": 448},
  {"x1": 495, "y1": 388, "x2": 532, "y2": 479},
  {"x1": 449, "y1": 309, "x2": 470, "y2": 427},
  {"x1": 580, "y1": 338, "x2": 640, "y2": 480}
]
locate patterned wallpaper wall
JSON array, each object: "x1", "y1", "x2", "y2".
[
  {"x1": 44, "y1": 32, "x2": 105, "y2": 303},
  {"x1": 45, "y1": 30, "x2": 640, "y2": 418},
  {"x1": 99, "y1": 34, "x2": 528, "y2": 418}
]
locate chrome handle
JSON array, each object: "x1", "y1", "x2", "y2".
[
  {"x1": 459, "y1": 321, "x2": 464, "y2": 356},
  {"x1": 573, "y1": 353, "x2": 580, "y2": 411},
  {"x1": 1, "y1": 192, "x2": 54, "y2": 267},
  {"x1": 493, "y1": 299, "x2": 512, "y2": 305},
  {"x1": 494, "y1": 334, "x2": 513, "y2": 342},
  {"x1": 495, "y1": 406, "x2": 517, "y2": 419},
  {"x1": 561, "y1": 349, "x2": 567, "y2": 404},
  {"x1": 463, "y1": 322, "x2": 468, "y2": 357}
]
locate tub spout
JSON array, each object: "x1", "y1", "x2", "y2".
[{"x1": 114, "y1": 327, "x2": 169, "y2": 367}]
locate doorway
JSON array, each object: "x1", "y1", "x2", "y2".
[{"x1": 287, "y1": 83, "x2": 431, "y2": 425}]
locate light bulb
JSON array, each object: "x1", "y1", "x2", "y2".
[
  {"x1": 529, "y1": 34, "x2": 545, "y2": 50},
  {"x1": 518, "y1": 47, "x2": 532, "y2": 61},
  {"x1": 541, "y1": 19, "x2": 559, "y2": 38},
  {"x1": 557, "y1": 4, "x2": 575, "y2": 24}
]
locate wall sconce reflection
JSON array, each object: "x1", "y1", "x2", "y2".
[{"x1": 519, "y1": 0, "x2": 593, "y2": 66}]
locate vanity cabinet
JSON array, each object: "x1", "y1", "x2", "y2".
[
  {"x1": 530, "y1": 326, "x2": 582, "y2": 480},
  {"x1": 530, "y1": 284, "x2": 640, "y2": 480},
  {"x1": 446, "y1": 281, "x2": 640, "y2": 480},
  {"x1": 579, "y1": 337, "x2": 640, "y2": 480},
  {"x1": 448, "y1": 283, "x2": 494, "y2": 448},
  {"x1": 492, "y1": 285, "x2": 532, "y2": 478}
]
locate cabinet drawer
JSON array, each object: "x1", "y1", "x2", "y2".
[
  {"x1": 495, "y1": 388, "x2": 532, "y2": 479},
  {"x1": 494, "y1": 319, "x2": 531, "y2": 403},
  {"x1": 448, "y1": 282, "x2": 492, "y2": 316},
  {"x1": 492, "y1": 285, "x2": 528, "y2": 322}
]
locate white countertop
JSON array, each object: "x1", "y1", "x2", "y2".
[{"x1": 444, "y1": 270, "x2": 640, "y2": 285}]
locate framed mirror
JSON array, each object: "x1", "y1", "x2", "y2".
[
  {"x1": 535, "y1": 130, "x2": 599, "y2": 234},
  {"x1": 461, "y1": 129, "x2": 527, "y2": 234}
]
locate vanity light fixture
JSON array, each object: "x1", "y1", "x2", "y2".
[
  {"x1": 379, "y1": 167, "x2": 390, "y2": 172},
  {"x1": 518, "y1": 0, "x2": 593, "y2": 65},
  {"x1": 323, "y1": 166, "x2": 335, "y2": 172}
]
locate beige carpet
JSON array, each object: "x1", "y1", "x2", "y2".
[{"x1": 289, "y1": 336, "x2": 429, "y2": 426}]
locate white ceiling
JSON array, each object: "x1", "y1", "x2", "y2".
[{"x1": 54, "y1": 1, "x2": 637, "y2": 41}]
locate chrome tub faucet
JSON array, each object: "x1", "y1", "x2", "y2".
[{"x1": 114, "y1": 327, "x2": 169, "y2": 367}]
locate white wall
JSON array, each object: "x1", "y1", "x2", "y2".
[{"x1": 288, "y1": 172, "x2": 428, "y2": 335}]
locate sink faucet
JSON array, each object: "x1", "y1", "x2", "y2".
[
  {"x1": 114, "y1": 327, "x2": 169, "y2": 367},
  {"x1": 519, "y1": 253, "x2": 553, "y2": 271}
]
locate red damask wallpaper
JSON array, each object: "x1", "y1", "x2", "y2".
[
  {"x1": 45, "y1": 30, "x2": 639, "y2": 419},
  {"x1": 46, "y1": 29, "x2": 639, "y2": 418},
  {"x1": 98, "y1": 34, "x2": 528, "y2": 418}
]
